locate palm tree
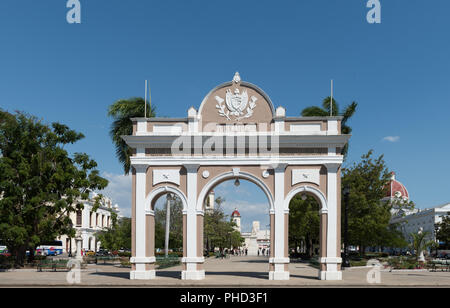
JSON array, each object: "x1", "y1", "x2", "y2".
[
  {"x1": 410, "y1": 230, "x2": 435, "y2": 262},
  {"x1": 301, "y1": 97, "x2": 357, "y2": 157},
  {"x1": 108, "y1": 97, "x2": 155, "y2": 175}
]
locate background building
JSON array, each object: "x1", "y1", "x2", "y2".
[
  {"x1": 59, "y1": 193, "x2": 120, "y2": 254},
  {"x1": 232, "y1": 209, "x2": 270, "y2": 256},
  {"x1": 387, "y1": 172, "x2": 450, "y2": 250}
]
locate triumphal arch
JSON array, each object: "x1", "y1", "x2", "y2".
[{"x1": 123, "y1": 73, "x2": 349, "y2": 281}]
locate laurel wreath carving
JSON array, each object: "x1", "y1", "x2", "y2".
[
  {"x1": 215, "y1": 96, "x2": 231, "y2": 121},
  {"x1": 215, "y1": 95, "x2": 257, "y2": 122}
]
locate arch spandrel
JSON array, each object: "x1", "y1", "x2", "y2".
[
  {"x1": 198, "y1": 74, "x2": 275, "y2": 131},
  {"x1": 284, "y1": 165, "x2": 328, "y2": 199},
  {"x1": 144, "y1": 166, "x2": 187, "y2": 199}
]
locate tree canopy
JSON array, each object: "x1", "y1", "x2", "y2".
[
  {"x1": 288, "y1": 195, "x2": 320, "y2": 257},
  {"x1": 342, "y1": 150, "x2": 413, "y2": 254},
  {"x1": 96, "y1": 215, "x2": 130, "y2": 252},
  {"x1": 301, "y1": 96, "x2": 357, "y2": 157},
  {"x1": 204, "y1": 197, "x2": 243, "y2": 252},
  {"x1": 155, "y1": 195, "x2": 183, "y2": 251},
  {"x1": 437, "y1": 216, "x2": 450, "y2": 249},
  {"x1": 0, "y1": 110, "x2": 108, "y2": 266},
  {"x1": 108, "y1": 98, "x2": 155, "y2": 175}
]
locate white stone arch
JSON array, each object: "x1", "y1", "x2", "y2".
[
  {"x1": 145, "y1": 185, "x2": 188, "y2": 213},
  {"x1": 197, "y1": 171, "x2": 275, "y2": 213},
  {"x1": 284, "y1": 185, "x2": 328, "y2": 214}
]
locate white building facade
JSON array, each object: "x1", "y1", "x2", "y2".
[
  {"x1": 59, "y1": 194, "x2": 120, "y2": 254},
  {"x1": 391, "y1": 203, "x2": 450, "y2": 244}
]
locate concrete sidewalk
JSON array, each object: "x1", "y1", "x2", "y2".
[{"x1": 1, "y1": 256, "x2": 450, "y2": 287}]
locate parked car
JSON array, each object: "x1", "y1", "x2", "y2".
[{"x1": 95, "y1": 249, "x2": 110, "y2": 257}]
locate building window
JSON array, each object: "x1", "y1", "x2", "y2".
[
  {"x1": 76, "y1": 211, "x2": 82, "y2": 227},
  {"x1": 89, "y1": 212, "x2": 93, "y2": 228}
]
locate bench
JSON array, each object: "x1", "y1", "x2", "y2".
[
  {"x1": 37, "y1": 260, "x2": 69, "y2": 272},
  {"x1": 428, "y1": 260, "x2": 450, "y2": 272},
  {"x1": 95, "y1": 256, "x2": 119, "y2": 264}
]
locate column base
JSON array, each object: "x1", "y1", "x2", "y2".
[
  {"x1": 319, "y1": 270, "x2": 342, "y2": 281},
  {"x1": 182, "y1": 270, "x2": 205, "y2": 280},
  {"x1": 130, "y1": 270, "x2": 156, "y2": 280},
  {"x1": 269, "y1": 271, "x2": 290, "y2": 280}
]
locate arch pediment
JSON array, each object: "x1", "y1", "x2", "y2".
[{"x1": 198, "y1": 73, "x2": 275, "y2": 131}]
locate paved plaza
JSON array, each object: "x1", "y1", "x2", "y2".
[{"x1": 1, "y1": 256, "x2": 450, "y2": 287}]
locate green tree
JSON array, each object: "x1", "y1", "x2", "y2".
[
  {"x1": 437, "y1": 216, "x2": 450, "y2": 249},
  {"x1": 96, "y1": 216, "x2": 131, "y2": 252},
  {"x1": 289, "y1": 195, "x2": 320, "y2": 257},
  {"x1": 204, "y1": 197, "x2": 243, "y2": 252},
  {"x1": 410, "y1": 230, "x2": 435, "y2": 261},
  {"x1": 342, "y1": 150, "x2": 413, "y2": 256},
  {"x1": 301, "y1": 97, "x2": 357, "y2": 157},
  {"x1": 154, "y1": 196, "x2": 183, "y2": 251},
  {"x1": 0, "y1": 110, "x2": 108, "y2": 266},
  {"x1": 108, "y1": 98, "x2": 155, "y2": 175}
]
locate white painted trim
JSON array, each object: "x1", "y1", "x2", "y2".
[
  {"x1": 131, "y1": 156, "x2": 344, "y2": 167},
  {"x1": 196, "y1": 171, "x2": 274, "y2": 212},
  {"x1": 319, "y1": 270, "x2": 342, "y2": 281},
  {"x1": 320, "y1": 257, "x2": 342, "y2": 264},
  {"x1": 274, "y1": 165, "x2": 286, "y2": 263},
  {"x1": 130, "y1": 257, "x2": 156, "y2": 264},
  {"x1": 145, "y1": 186, "x2": 188, "y2": 213},
  {"x1": 135, "y1": 167, "x2": 147, "y2": 260},
  {"x1": 284, "y1": 185, "x2": 328, "y2": 213},
  {"x1": 182, "y1": 270, "x2": 205, "y2": 280},
  {"x1": 186, "y1": 165, "x2": 199, "y2": 261},
  {"x1": 269, "y1": 271, "x2": 290, "y2": 280},
  {"x1": 327, "y1": 120, "x2": 339, "y2": 135},
  {"x1": 325, "y1": 164, "x2": 339, "y2": 261},
  {"x1": 182, "y1": 257, "x2": 205, "y2": 263},
  {"x1": 130, "y1": 270, "x2": 156, "y2": 280},
  {"x1": 269, "y1": 257, "x2": 290, "y2": 264}
]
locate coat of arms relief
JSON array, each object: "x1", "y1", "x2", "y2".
[{"x1": 215, "y1": 72, "x2": 257, "y2": 121}]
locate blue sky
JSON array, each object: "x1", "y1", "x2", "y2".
[{"x1": 1, "y1": 1, "x2": 449, "y2": 222}]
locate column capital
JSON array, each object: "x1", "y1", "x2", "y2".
[
  {"x1": 184, "y1": 164, "x2": 200, "y2": 173},
  {"x1": 133, "y1": 164, "x2": 148, "y2": 173},
  {"x1": 324, "y1": 163, "x2": 340, "y2": 173},
  {"x1": 272, "y1": 163, "x2": 288, "y2": 173}
]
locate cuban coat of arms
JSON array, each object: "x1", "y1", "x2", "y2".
[{"x1": 215, "y1": 73, "x2": 257, "y2": 121}]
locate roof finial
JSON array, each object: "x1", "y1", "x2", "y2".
[{"x1": 233, "y1": 72, "x2": 241, "y2": 84}]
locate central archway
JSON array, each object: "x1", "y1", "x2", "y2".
[{"x1": 198, "y1": 175, "x2": 273, "y2": 279}]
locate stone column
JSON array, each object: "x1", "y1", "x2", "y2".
[
  {"x1": 269, "y1": 163, "x2": 290, "y2": 280},
  {"x1": 182, "y1": 164, "x2": 205, "y2": 280},
  {"x1": 75, "y1": 236, "x2": 83, "y2": 261},
  {"x1": 130, "y1": 164, "x2": 155, "y2": 280},
  {"x1": 319, "y1": 163, "x2": 342, "y2": 280}
]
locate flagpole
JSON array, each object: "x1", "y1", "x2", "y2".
[
  {"x1": 144, "y1": 80, "x2": 148, "y2": 119},
  {"x1": 330, "y1": 79, "x2": 333, "y2": 117}
]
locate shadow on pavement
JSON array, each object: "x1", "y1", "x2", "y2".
[
  {"x1": 90, "y1": 272, "x2": 129, "y2": 280},
  {"x1": 205, "y1": 271, "x2": 268, "y2": 280}
]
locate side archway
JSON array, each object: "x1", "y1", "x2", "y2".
[
  {"x1": 145, "y1": 186, "x2": 188, "y2": 214},
  {"x1": 284, "y1": 185, "x2": 328, "y2": 214},
  {"x1": 284, "y1": 185, "x2": 329, "y2": 279}
]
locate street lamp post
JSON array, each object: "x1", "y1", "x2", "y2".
[
  {"x1": 434, "y1": 224, "x2": 439, "y2": 258},
  {"x1": 342, "y1": 186, "x2": 351, "y2": 268}
]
